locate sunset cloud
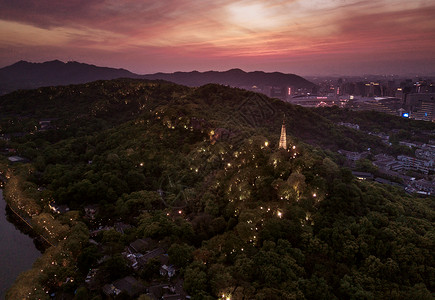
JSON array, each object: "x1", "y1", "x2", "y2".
[{"x1": 0, "y1": 0, "x2": 434, "y2": 75}]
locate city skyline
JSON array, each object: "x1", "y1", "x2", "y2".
[{"x1": 1, "y1": 0, "x2": 435, "y2": 76}]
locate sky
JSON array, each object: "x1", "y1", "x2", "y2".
[{"x1": 0, "y1": 0, "x2": 435, "y2": 76}]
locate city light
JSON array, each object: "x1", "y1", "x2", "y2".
[{"x1": 222, "y1": 294, "x2": 231, "y2": 300}]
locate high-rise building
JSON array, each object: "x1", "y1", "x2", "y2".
[
  {"x1": 406, "y1": 93, "x2": 435, "y2": 122},
  {"x1": 279, "y1": 119, "x2": 287, "y2": 149}
]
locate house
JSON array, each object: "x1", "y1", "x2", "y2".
[
  {"x1": 90, "y1": 226, "x2": 112, "y2": 237},
  {"x1": 148, "y1": 284, "x2": 166, "y2": 299},
  {"x1": 114, "y1": 222, "x2": 132, "y2": 234},
  {"x1": 124, "y1": 253, "x2": 140, "y2": 270},
  {"x1": 412, "y1": 179, "x2": 435, "y2": 195},
  {"x1": 396, "y1": 155, "x2": 434, "y2": 174},
  {"x1": 129, "y1": 238, "x2": 154, "y2": 254},
  {"x1": 85, "y1": 268, "x2": 99, "y2": 289},
  {"x1": 84, "y1": 205, "x2": 98, "y2": 220},
  {"x1": 49, "y1": 202, "x2": 70, "y2": 214},
  {"x1": 162, "y1": 294, "x2": 185, "y2": 300},
  {"x1": 160, "y1": 265, "x2": 176, "y2": 278},
  {"x1": 161, "y1": 279, "x2": 189, "y2": 300},
  {"x1": 375, "y1": 177, "x2": 393, "y2": 185},
  {"x1": 373, "y1": 154, "x2": 396, "y2": 169},
  {"x1": 141, "y1": 247, "x2": 165, "y2": 261},
  {"x1": 352, "y1": 171, "x2": 374, "y2": 180},
  {"x1": 148, "y1": 283, "x2": 188, "y2": 300},
  {"x1": 338, "y1": 122, "x2": 360, "y2": 130},
  {"x1": 143, "y1": 293, "x2": 158, "y2": 300},
  {"x1": 8, "y1": 156, "x2": 27, "y2": 163},
  {"x1": 39, "y1": 120, "x2": 55, "y2": 131},
  {"x1": 102, "y1": 284, "x2": 122, "y2": 297},
  {"x1": 338, "y1": 150, "x2": 369, "y2": 161},
  {"x1": 113, "y1": 276, "x2": 146, "y2": 298}
]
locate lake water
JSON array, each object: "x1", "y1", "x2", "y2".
[{"x1": 0, "y1": 190, "x2": 42, "y2": 299}]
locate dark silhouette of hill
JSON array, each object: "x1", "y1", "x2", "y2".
[
  {"x1": 143, "y1": 68, "x2": 315, "y2": 89},
  {"x1": 0, "y1": 78, "x2": 384, "y2": 153},
  {"x1": 0, "y1": 60, "x2": 315, "y2": 95},
  {"x1": 0, "y1": 60, "x2": 138, "y2": 94}
]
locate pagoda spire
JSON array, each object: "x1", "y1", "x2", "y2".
[{"x1": 279, "y1": 117, "x2": 287, "y2": 149}]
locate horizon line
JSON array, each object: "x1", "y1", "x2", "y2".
[{"x1": 1, "y1": 59, "x2": 435, "y2": 78}]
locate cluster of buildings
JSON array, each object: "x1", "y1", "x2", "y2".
[
  {"x1": 97, "y1": 239, "x2": 183, "y2": 299},
  {"x1": 30, "y1": 202, "x2": 188, "y2": 299},
  {"x1": 98, "y1": 273, "x2": 185, "y2": 300},
  {"x1": 242, "y1": 85, "x2": 315, "y2": 102},
  {"x1": 369, "y1": 144, "x2": 435, "y2": 176},
  {"x1": 84, "y1": 230, "x2": 188, "y2": 299},
  {"x1": 279, "y1": 75, "x2": 435, "y2": 123},
  {"x1": 339, "y1": 135, "x2": 434, "y2": 195}
]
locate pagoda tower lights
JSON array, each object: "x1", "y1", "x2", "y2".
[{"x1": 279, "y1": 118, "x2": 287, "y2": 149}]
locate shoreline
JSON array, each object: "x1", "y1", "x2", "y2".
[
  {"x1": 5, "y1": 202, "x2": 52, "y2": 251},
  {"x1": 0, "y1": 189, "x2": 42, "y2": 299},
  {"x1": 5, "y1": 199, "x2": 54, "y2": 248}
]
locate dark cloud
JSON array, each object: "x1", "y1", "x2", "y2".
[
  {"x1": 0, "y1": 0, "x2": 202, "y2": 32},
  {"x1": 334, "y1": 5, "x2": 435, "y2": 57},
  {"x1": 0, "y1": 0, "x2": 105, "y2": 28}
]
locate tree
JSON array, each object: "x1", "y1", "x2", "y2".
[
  {"x1": 140, "y1": 258, "x2": 161, "y2": 280},
  {"x1": 101, "y1": 229, "x2": 124, "y2": 254},
  {"x1": 138, "y1": 295, "x2": 154, "y2": 300},
  {"x1": 168, "y1": 243, "x2": 195, "y2": 268},
  {"x1": 77, "y1": 245, "x2": 101, "y2": 274},
  {"x1": 355, "y1": 158, "x2": 377, "y2": 173},
  {"x1": 287, "y1": 172, "x2": 306, "y2": 200},
  {"x1": 101, "y1": 255, "x2": 130, "y2": 281},
  {"x1": 184, "y1": 263, "x2": 208, "y2": 297},
  {"x1": 208, "y1": 263, "x2": 234, "y2": 296},
  {"x1": 73, "y1": 287, "x2": 89, "y2": 300}
]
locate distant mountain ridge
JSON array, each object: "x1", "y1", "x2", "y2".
[
  {"x1": 141, "y1": 68, "x2": 315, "y2": 89},
  {"x1": 0, "y1": 60, "x2": 315, "y2": 95},
  {"x1": 0, "y1": 60, "x2": 139, "y2": 94}
]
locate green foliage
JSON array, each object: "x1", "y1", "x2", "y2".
[
  {"x1": 100, "y1": 254, "x2": 130, "y2": 281},
  {"x1": 77, "y1": 245, "x2": 101, "y2": 274},
  {"x1": 2, "y1": 79, "x2": 434, "y2": 299},
  {"x1": 74, "y1": 287, "x2": 89, "y2": 300},
  {"x1": 316, "y1": 107, "x2": 435, "y2": 151},
  {"x1": 140, "y1": 258, "x2": 161, "y2": 280},
  {"x1": 184, "y1": 262, "x2": 209, "y2": 296},
  {"x1": 168, "y1": 243, "x2": 195, "y2": 268}
]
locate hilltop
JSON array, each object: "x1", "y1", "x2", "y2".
[
  {"x1": 0, "y1": 79, "x2": 433, "y2": 299},
  {"x1": 0, "y1": 78, "x2": 381, "y2": 153}
]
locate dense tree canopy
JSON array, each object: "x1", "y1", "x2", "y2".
[{"x1": 1, "y1": 79, "x2": 433, "y2": 299}]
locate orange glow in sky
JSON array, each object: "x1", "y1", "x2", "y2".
[{"x1": 0, "y1": 0, "x2": 434, "y2": 75}]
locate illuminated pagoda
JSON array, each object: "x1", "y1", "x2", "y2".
[{"x1": 278, "y1": 118, "x2": 287, "y2": 149}]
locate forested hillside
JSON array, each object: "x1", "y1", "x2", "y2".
[{"x1": 0, "y1": 79, "x2": 433, "y2": 299}]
